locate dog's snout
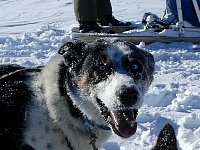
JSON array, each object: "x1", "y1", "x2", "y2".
[{"x1": 117, "y1": 85, "x2": 139, "y2": 106}]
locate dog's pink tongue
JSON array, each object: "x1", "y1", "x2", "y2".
[{"x1": 111, "y1": 110, "x2": 137, "y2": 138}]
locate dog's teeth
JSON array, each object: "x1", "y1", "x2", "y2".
[
  {"x1": 97, "y1": 98, "x2": 112, "y2": 123},
  {"x1": 107, "y1": 116, "x2": 112, "y2": 123},
  {"x1": 102, "y1": 112, "x2": 106, "y2": 116},
  {"x1": 100, "y1": 107, "x2": 108, "y2": 114},
  {"x1": 102, "y1": 108, "x2": 107, "y2": 112},
  {"x1": 102, "y1": 112, "x2": 109, "y2": 122},
  {"x1": 123, "y1": 113, "x2": 129, "y2": 120}
]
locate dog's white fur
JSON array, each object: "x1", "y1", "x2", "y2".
[{"x1": 23, "y1": 55, "x2": 110, "y2": 150}]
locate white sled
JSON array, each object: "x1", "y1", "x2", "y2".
[
  {"x1": 71, "y1": 24, "x2": 200, "y2": 44},
  {"x1": 71, "y1": 0, "x2": 200, "y2": 44},
  {"x1": 71, "y1": 32, "x2": 200, "y2": 44}
]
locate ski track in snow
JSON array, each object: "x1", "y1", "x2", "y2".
[{"x1": 0, "y1": 0, "x2": 200, "y2": 150}]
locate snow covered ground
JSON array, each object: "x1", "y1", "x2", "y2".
[{"x1": 0, "y1": 0, "x2": 200, "y2": 149}]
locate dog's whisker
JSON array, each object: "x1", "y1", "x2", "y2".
[
  {"x1": 86, "y1": 106, "x2": 99, "y2": 115},
  {"x1": 76, "y1": 101, "x2": 98, "y2": 116},
  {"x1": 79, "y1": 103, "x2": 96, "y2": 115},
  {"x1": 96, "y1": 114, "x2": 104, "y2": 121},
  {"x1": 76, "y1": 101, "x2": 84, "y2": 107}
]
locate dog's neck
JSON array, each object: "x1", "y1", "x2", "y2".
[
  {"x1": 81, "y1": 115, "x2": 111, "y2": 150},
  {"x1": 58, "y1": 63, "x2": 111, "y2": 150}
]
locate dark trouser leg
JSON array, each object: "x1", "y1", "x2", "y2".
[
  {"x1": 96, "y1": 0, "x2": 112, "y2": 18},
  {"x1": 73, "y1": 0, "x2": 97, "y2": 22}
]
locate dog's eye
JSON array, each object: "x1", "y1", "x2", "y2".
[
  {"x1": 92, "y1": 63, "x2": 113, "y2": 83},
  {"x1": 132, "y1": 64, "x2": 138, "y2": 70},
  {"x1": 96, "y1": 63, "x2": 112, "y2": 75},
  {"x1": 99, "y1": 65, "x2": 106, "y2": 71},
  {"x1": 123, "y1": 58, "x2": 143, "y2": 79},
  {"x1": 130, "y1": 61, "x2": 142, "y2": 73}
]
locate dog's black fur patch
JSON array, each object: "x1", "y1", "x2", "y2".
[
  {"x1": 0, "y1": 65, "x2": 32, "y2": 149},
  {"x1": 58, "y1": 63, "x2": 83, "y2": 118}
]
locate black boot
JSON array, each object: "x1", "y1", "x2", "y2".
[
  {"x1": 79, "y1": 21, "x2": 103, "y2": 33},
  {"x1": 97, "y1": 15, "x2": 132, "y2": 26},
  {"x1": 79, "y1": 21, "x2": 115, "y2": 33}
]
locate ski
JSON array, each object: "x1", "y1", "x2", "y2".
[
  {"x1": 71, "y1": 32, "x2": 200, "y2": 44},
  {"x1": 71, "y1": 26, "x2": 136, "y2": 34}
]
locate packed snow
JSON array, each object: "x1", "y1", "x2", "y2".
[{"x1": 0, "y1": 0, "x2": 200, "y2": 150}]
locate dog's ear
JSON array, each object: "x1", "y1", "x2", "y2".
[
  {"x1": 144, "y1": 51, "x2": 155, "y2": 75},
  {"x1": 58, "y1": 41, "x2": 87, "y2": 70},
  {"x1": 58, "y1": 42, "x2": 74, "y2": 55},
  {"x1": 139, "y1": 50, "x2": 155, "y2": 83}
]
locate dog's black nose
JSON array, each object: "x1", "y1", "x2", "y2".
[{"x1": 117, "y1": 85, "x2": 139, "y2": 106}]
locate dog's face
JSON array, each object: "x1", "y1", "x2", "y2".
[{"x1": 58, "y1": 39, "x2": 155, "y2": 138}]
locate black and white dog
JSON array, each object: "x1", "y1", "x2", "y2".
[{"x1": 0, "y1": 39, "x2": 155, "y2": 150}]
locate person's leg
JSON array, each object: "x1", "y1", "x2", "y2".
[
  {"x1": 73, "y1": 0, "x2": 103, "y2": 32},
  {"x1": 73, "y1": 0, "x2": 97, "y2": 22},
  {"x1": 96, "y1": 0, "x2": 112, "y2": 18}
]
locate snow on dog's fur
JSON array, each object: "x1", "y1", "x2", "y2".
[{"x1": 0, "y1": 39, "x2": 155, "y2": 150}]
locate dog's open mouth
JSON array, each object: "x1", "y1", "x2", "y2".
[{"x1": 97, "y1": 98, "x2": 138, "y2": 138}]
